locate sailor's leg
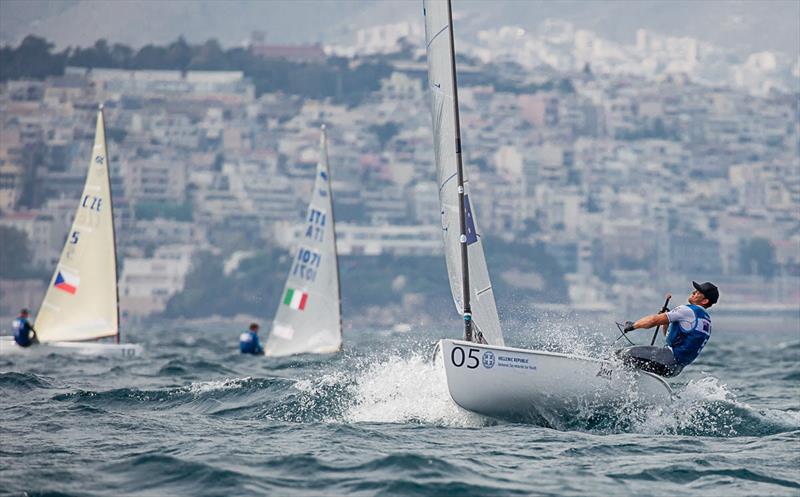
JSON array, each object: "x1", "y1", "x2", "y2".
[
  {"x1": 652, "y1": 347, "x2": 683, "y2": 377},
  {"x1": 616, "y1": 346, "x2": 673, "y2": 377}
]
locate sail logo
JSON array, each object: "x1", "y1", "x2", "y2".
[
  {"x1": 482, "y1": 351, "x2": 495, "y2": 369},
  {"x1": 463, "y1": 195, "x2": 478, "y2": 245},
  {"x1": 94, "y1": 155, "x2": 104, "y2": 165},
  {"x1": 54, "y1": 270, "x2": 80, "y2": 295},
  {"x1": 283, "y1": 288, "x2": 309, "y2": 311},
  {"x1": 272, "y1": 324, "x2": 295, "y2": 340},
  {"x1": 318, "y1": 171, "x2": 329, "y2": 196}
]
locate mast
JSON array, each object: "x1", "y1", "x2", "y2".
[
  {"x1": 100, "y1": 104, "x2": 121, "y2": 344},
  {"x1": 322, "y1": 124, "x2": 344, "y2": 348},
  {"x1": 445, "y1": 0, "x2": 473, "y2": 342}
]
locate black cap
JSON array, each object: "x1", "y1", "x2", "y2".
[
  {"x1": 693, "y1": 281, "x2": 719, "y2": 304},
  {"x1": 20, "y1": 308, "x2": 29, "y2": 315}
]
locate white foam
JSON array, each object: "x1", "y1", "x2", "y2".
[
  {"x1": 184, "y1": 377, "x2": 251, "y2": 395},
  {"x1": 631, "y1": 376, "x2": 800, "y2": 436},
  {"x1": 342, "y1": 352, "x2": 488, "y2": 427}
]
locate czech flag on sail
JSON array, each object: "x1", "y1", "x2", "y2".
[
  {"x1": 54, "y1": 270, "x2": 80, "y2": 295},
  {"x1": 283, "y1": 288, "x2": 309, "y2": 311}
]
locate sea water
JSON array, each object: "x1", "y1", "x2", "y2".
[{"x1": 1, "y1": 321, "x2": 798, "y2": 496}]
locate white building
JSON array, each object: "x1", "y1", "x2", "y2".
[{"x1": 118, "y1": 245, "x2": 193, "y2": 316}]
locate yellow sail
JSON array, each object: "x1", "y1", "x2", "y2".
[{"x1": 34, "y1": 107, "x2": 119, "y2": 342}]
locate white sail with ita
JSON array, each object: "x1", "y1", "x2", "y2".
[
  {"x1": 265, "y1": 125, "x2": 342, "y2": 357},
  {"x1": 1, "y1": 107, "x2": 140, "y2": 357},
  {"x1": 423, "y1": 0, "x2": 670, "y2": 422}
]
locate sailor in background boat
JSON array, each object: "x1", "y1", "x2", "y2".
[
  {"x1": 12, "y1": 308, "x2": 38, "y2": 347},
  {"x1": 239, "y1": 323, "x2": 264, "y2": 355},
  {"x1": 618, "y1": 281, "x2": 719, "y2": 377}
]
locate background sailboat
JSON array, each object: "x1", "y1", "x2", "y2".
[
  {"x1": 0, "y1": 106, "x2": 140, "y2": 357},
  {"x1": 423, "y1": 0, "x2": 670, "y2": 422},
  {"x1": 264, "y1": 125, "x2": 342, "y2": 357}
]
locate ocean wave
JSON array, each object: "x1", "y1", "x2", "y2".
[
  {"x1": 51, "y1": 376, "x2": 294, "y2": 414},
  {"x1": 0, "y1": 371, "x2": 53, "y2": 391},
  {"x1": 156, "y1": 358, "x2": 238, "y2": 376},
  {"x1": 607, "y1": 466, "x2": 800, "y2": 490},
  {"x1": 103, "y1": 453, "x2": 260, "y2": 496},
  {"x1": 634, "y1": 376, "x2": 800, "y2": 437}
]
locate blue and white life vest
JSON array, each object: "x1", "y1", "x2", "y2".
[
  {"x1": 666, "y1": 304, "x2": 711, "y2": 366},
  {"x1": 13, "y1": 317, "x2": 33, "y2": 347},
  {"x1": 239, "y1": 331, "x2": 263, "y2": 354}
]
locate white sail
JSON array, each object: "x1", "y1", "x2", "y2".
[
  {"x1": 423, "y1": 0, "x2": 504, "y2": 346},
  {"x1": 265, "y1": 126, "x2": 342, "y2": 356},
  {"x1": 34, "y1": 107, "x2": 119, "y2": 342}
]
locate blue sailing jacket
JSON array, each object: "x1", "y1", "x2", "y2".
[
  {"x1": 666, "y1": 304, "x2": 711, "y2": 366},
  {"x1": 239, "y1": 331, "x2": 263, "y2": 355},
  {"x1": 13, "y1": 317, "x2": 33, "y2": 347}
]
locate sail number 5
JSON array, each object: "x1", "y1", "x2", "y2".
[{"x1": 450, "y1": 345, "x2": 481, "y2": 369}]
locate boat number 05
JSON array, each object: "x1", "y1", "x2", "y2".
[{"x1": 450, "y1": 345, "x2": 481, "y2": 369}]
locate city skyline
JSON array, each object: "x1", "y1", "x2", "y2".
[
  {"x1": 1, "y1": 0, "x2": 798, "y2": 57},
  {"x1": 0, "y1": 1, "x2": 798, "y2": 325}
]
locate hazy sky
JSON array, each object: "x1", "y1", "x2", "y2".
[{"x1": 1, "y1": 0, "x2": 798, "y2": 57}]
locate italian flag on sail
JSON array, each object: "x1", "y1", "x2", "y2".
[{"x1": 283, "y1": 288, "x2": 309, "y2": 311}]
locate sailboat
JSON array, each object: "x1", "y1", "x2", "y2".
[
  {"x1": 423, "y1": 0, "x2": 670, "y2": 422},
  {"x1": 264, "y1": 125, "x2": 342, "y2": 357},
  {"x1": 0, "y1": 106, "x2": 141, "y2": 357}
]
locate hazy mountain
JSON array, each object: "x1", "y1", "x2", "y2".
[{"x1": 1, "y1": 0, "x2": 797, "y2": 57}]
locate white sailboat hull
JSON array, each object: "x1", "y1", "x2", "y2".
[
  {"x1": 0, "y1": 336, "x2": 141, "y2": 357},
  {"x1": 439, "y1": 339, "x2": 672, "y2": 423}
]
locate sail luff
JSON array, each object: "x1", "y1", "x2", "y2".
[
  {"x1": 100, "y1": 105, "x2": 122, "y2": 344},
  {"x1": 423, "y1": 0, "x2": 504, "y2": 346},
  {"x1": 444, "y1": 0, "x2": 475, "y2": 343},
  {"x1": 321, "y1": 125, "x2": 344, "y2": 345}
]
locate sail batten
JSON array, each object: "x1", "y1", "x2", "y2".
[
  {"x1": 265, "y1": 126, "x2": 342, "y2": 357},
  {"x1": 34, "y1": 108, "x2": 119, "y2": 343},
  {"x1": 424, "y1": 0, "x2": 504, "y2": 346}
]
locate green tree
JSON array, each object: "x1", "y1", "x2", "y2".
[
  {"x1": 189, "y1": 39, "x2": 227, "y2": 70},
  {"x1": 110, "y1": 43, "x2": 133, "y2": 68},
  {"x1": 0, "y1": 35, "x2": 66, "y2": 81},
  {"x1": 740, "y1": 237, "x2": 777, "y2": 279},
  {"x1": 0, "y1": 227, "x2": 31, "y2": 278},
  {"x1": 163, "y1": 249, "x2": 289, "y2": 319},
  {"x1": 166, "y1": 37, "x2": 192, "y2": 71},
  {"x1": 484, "y1": 236, "x2": 569, "y2": 304},
  {"x1": 369, "y1": 122, "x2": 400, "y2": 150},
  {"x1": 134, "y1": 201, "x2": 193, "y2": 221}
]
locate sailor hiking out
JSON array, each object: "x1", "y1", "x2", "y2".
[
  {"x1": 239, "y1": 323, "x2": 264, "y2": 355},
  {"x1": 617, "y1": 281, "x2": 719, "y2": 377}
]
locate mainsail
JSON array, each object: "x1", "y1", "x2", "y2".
[
  {"x1": 423, "y1": 0, "x2": 504, "y2": 346},
  {"x1": 265, "y1": 125, "x2": 342, "y2": 356},
  {"x1": 35, "y1": 107, "x2": 120, "y2": 342}
]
